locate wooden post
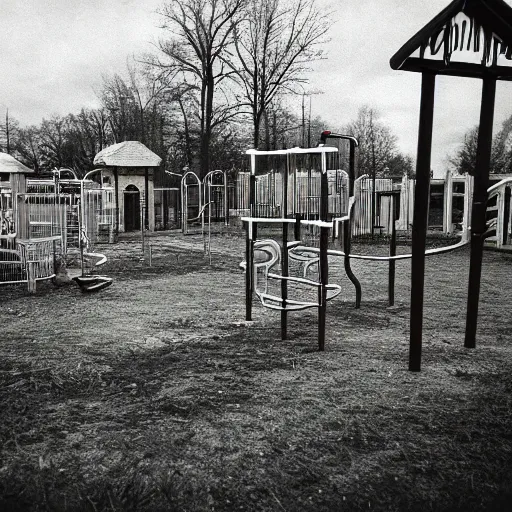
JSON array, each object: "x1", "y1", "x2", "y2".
[
  {"x1": 113, "y1": 168, "x2": 119, "y2": 237},
  {"x1": 409, "y1": 72, "x2": 436, "y2": 372},
  {"x1": 464, "y1": 78, "x2": 496, "y2": 349}
]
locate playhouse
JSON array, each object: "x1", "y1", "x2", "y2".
[{"x1": 93, "y1": 141, "x2": 162, "y2": 233}]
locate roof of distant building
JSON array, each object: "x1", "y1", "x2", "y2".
[
  {"x1": 93, "y1": 141, "x2": 162, "y2": 167},
  {"x1": 0, "y1": 152, "x2": 34, "y2": 174}
]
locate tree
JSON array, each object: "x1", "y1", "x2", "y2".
[
  {"x1": 230, "y1": 0, "x2": 330, "y2": 149},
  {"x1": 346, "y1": 106, "x2": 400, "y2": 178},
  {"x1": 155, "y1": 0, "x2": 246, "y2": 177},
  {"x1": 387, "y1": 153, "x2": 414, "y2": 178},
  {"x1": 448, "y1": 126, "x2": 479, "y2": 176},
  {"x1": 490, "y1": 115, "x2": 512, "y2": 175},
  {"x1": 0, "y1": 110, "x2": 19, "y2": 155},
  {"x1": 13, "y1": 125, "x2": 43, "y2": 174},
  {"x1": 448, "y1": 121, "x2": 510, "y2": 176}
]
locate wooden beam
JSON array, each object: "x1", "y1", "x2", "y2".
[
  {"x1": 396, "y1": 57, "x2": 512, "y2": 80},
  {"x1": 465, "y1": 77, "x2": 497, "y2": 348},
  {"x1": 409, "y1": 72, "x2": 436, "y2": 372}
]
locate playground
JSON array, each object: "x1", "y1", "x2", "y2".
[{"x1": 1, "y1": 232, "x2": 512, "y2": 511}]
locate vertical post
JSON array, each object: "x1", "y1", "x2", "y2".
[
  {"x1": 281, "y1": 154, "x2": 289, "y2": 340},
  {"x1": 244, "y1": 220, "x2": 253, "y2": 321},
  {"x1": 145, "y1": 168, "x2": 149, "y2": 230},
  {"x1": 294, "y1": 213, "x2": 301, "y2": 241},
  {"x1": 140, "y1": 191, "x2": 145, "y2": 259},
  {"x1": 163, "y1": 189, "x2": 168, "y2": 230},
  {"x1": 246, "y1": 160, "x2": 257, "y2": 322},
  {"x1": 389, "y1": 193, "x2": 397, "y2": 306},
  {"x1": 345, "y1": 139, "x2": 362, "y2": 308},
  {"x1": 409, "y1": 72, "x2": 436, "y2": 372},
  {"x1": 504, "y1": 186, "x2": 511, "y2": 245},
  {"x1": 224, "y1": 172, "x2": 229, "y2": 226},
  {"x1": 281, "y1": 222, "x2": 289, "y2": 340},
  {"x1": 371, "y1": 169, "x2": 376, "y2": 237},
  {"x1": 181, "y1": 178, "x2": 187, "y2": 234},
  {"x1": 114, "y1": 168, "x2": 119, "y2": 237},
  {"x1": 464, "y1": 78, "x2": 496, "y2": 349},
  {"x1": 318, "y1": 162, "x2": 329, "y2": 351}
]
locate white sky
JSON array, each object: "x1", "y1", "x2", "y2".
[{"x1": 1, "y1": 0, "x2": 512, "y2": 177}]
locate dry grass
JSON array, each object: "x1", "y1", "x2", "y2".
[{"x1": 1, "y1": 232, "x2": 512, "y2": 511}]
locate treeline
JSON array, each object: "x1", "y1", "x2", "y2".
[
  {"x1": 449, "y1": 115, "x2": 512, "y2": 175},
  {"x1": 0, "y1": 0, "x2": 414, "y2": 181}
]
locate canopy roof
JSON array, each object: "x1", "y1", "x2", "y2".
[
  {"x1": 93, "y1": 141, "x2": 162, "y2": 168},
  {"x1": 390, "y1": 0, "x2": 512, "y2": 80},
  {"x1": 0, "y1": 152, "x2": 34, "y2": 174}
]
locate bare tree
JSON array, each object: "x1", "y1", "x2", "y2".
[
  {"x1": 347, "y1": 106, "x2": 399, "y2": 178},
  {"x1": 229, "y1": 0, "x2": 331, "y2": 149},
  {"x1": 0, "y1": 109, "x2": 18, "y2": 154},
  {"x1": 13, "y1": 125, "x2": 43, "y2": 174},
  {"x1": 155, "y1": 0, "x2": 246, "y2": 177}
]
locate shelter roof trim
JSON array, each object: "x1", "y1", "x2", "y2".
[{"x1": 390, "y1": 0, "x2": 512, "y2": 78}]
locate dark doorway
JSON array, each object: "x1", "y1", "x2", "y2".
[{"x1": 124, "y1": 185, "x2": 140, "y2": 232}]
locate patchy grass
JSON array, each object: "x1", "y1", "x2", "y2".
[{"x1": 1, "y1": 232, "x2": 512, "y2": 511}]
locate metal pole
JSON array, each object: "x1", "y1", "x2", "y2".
[
  {"x1": 389, "y1": 193, "x2": 397, "y2": 306},
  {"x1": 344, "y1": 139, "x2": 362, "y2": 308},
  {"x1": 318, "y1": 154, "x2": 329, "y2": 351},
  {"x1": 464, "y1": 77, "x2": 497, "y2": 348},
  {"x1": 281, "y1": 154, "x2": 289, "y2": 340},
  {"x1": 409, "y1": 72, "x2": 436, "y2": 372},
  {"x1": 246, "y1": 170, "x2": 257, "y2": 321}
]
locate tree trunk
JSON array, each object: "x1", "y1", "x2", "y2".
[
  {"x1": 263, "y1": 109, "x2": 270, "y2": 150},
  {"x1": 253, "y1": 109, "x2": 261, "y2": 149}
]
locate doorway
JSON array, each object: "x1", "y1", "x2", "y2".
[{"x1": 124, "y1": 185, "x2": 140, "y2": 231}]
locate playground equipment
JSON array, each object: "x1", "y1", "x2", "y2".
[
  {"x1": 0, "y1": 235, "x2": 63, "y2": 293},
  {"x1": 241, "y1": 130, "x2": 474, "y2": 353},
  {"x1": 390, "y1": 0, "x2": 512, "y2": 370},
  {"x1": 72, "y1": 169, "x2": 112, "y2": 292},
  {"x1": 181, "y1": 170, "x2": 228, "y2": 235},
  {"x1": 0, "y1": 167, "x2": 112, "y2": 293},
  {"x1": 242, "y1": 146, "x2": 346, "y2": 350},
  {"x1": 485, "y1": 176, "x2": 512, "y2": 249}
]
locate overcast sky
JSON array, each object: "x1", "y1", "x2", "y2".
[{"x1": 1, "y1": 0, "x2": 512, "y2": 176}]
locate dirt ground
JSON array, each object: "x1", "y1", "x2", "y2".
[{"x1": 1, "y1": 231, "x2": 512, "y2": 511}]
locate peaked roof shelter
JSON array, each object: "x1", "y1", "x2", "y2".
[
  {"x1": 93, "y1": 141, "x2": 162, "y2": 168},
  {"x1": 93, "y1": 141, "x2": 162, "y2": 234},
  {"x1": 389, "y1": 0, "x2": 512, "y2": 371},
  {"x1": 0, "y1": 153, "x2": 34, "y2": 174}
]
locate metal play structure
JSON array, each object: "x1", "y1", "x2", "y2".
[
  {"x1": 390, "y1": 0, "x2": 512, "y2": 370},
  {"x1": 1, "y1": 164, "x2": 113, "y2": 293},
  {"x1": 241, "y1": 129, "x2": 477, "y2": 354},
  {"x1": 241, "y1": 146, "x2": 344, "y2": 351},
  {"x1": 181, "y1": 170, "x2": 229, "y2": 235}
]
